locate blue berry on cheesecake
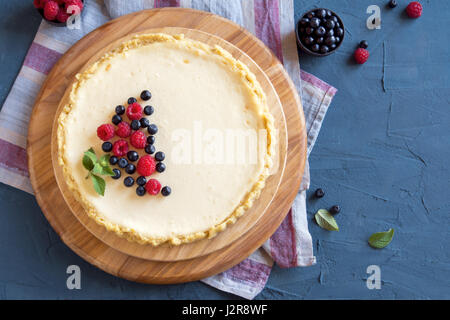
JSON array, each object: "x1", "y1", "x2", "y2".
[
  {"x1": 161, "y1": 186, "x2": 171, "y2": 196},
  {"x1": 124, "y1": 176, "x2": 134, "y2": 187},
  {"x1": 112, "y1": 169, "x2": 121, "y2": 180},
  {"x1": 136, "y1": 176, "x2": 147, "y2": 186},
  {"x1": 127, "y1": 151, "x2": 139, "y2": 162},
  {"x1": 118, "y1": 158, "x2": 128, "y2": 168},
  {"x1": 147, "y1": 124, "x2": 158, "y2": 135},
  {"x1": 109, "y1": 156, "x2": 118, "y2": 165},
  {"x1": 125, "y1": 163, "x2": 136, "y2": 174},
  {"x1": 140, "y1": 90, "x2": 152, "y2": 101},
  {"x1": 102, "y1": 142, "x2": 113, "y2": 152},
  {"x1": 156, "y1": 162, "x2": 166, "y2": 173},
  {"x1": 144, "y1": 105, "x2": 154, "y2": 116},
  {"x1": 147, "y1": 135, "x2": 155, "y2": 145},
  {"x1": 145, "y1": 144, "x2": 155, "y2": 155},
  {"x1": 155, "y1": 151, "x2": 165, "y2": 162},
  {"x1": 115, "y1": 105, "x2": 125, "y2": 115},
  {"x1": 140, "y1": 118, "x2": 150, "y2": 128},
  {"x1": 112, "y1": 114, "x2": 122, "y2": 125},
  {"x1": 136, "y1": 186, "x2": 146, "y2": 196},
  {"x1": 127, "y1": 97, "x2": 137, "y2": 104}
]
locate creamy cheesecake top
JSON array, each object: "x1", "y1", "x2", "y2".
[{"x1": 57, "y1": 34, "x2": 275, "y2": 245}]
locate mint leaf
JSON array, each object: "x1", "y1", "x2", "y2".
[
  {"x1": 99, "y1": 154, "x2": 110, "y2": 167},
  {"x1": 315, "y1": 209, "x2": 339, "y2": 231},
  {"x1": 101, "y1": 166, "x2": 115, "y2": 176},
  {"x1": 84, "y1": 148, "x2": 97, "y2": 165},
  {"x1": 92, "y1": 162, "x2": 115, "y2": 176},
  {"x1": 82, "y1": 154, "x2": 95, "y2": 171},
  {"x1": 90, "y1": 173, "x2": 106, "y2": 196},
  {"x1": 368, "y1": 228, "x2": 394, "y2": 249}
]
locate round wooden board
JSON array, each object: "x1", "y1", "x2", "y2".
[
  {"x1": 28, "y1": 8, "x2": 306, "y2": 284},
  {"x1": 51, "y1": 27, "x2": 288, "y2": 262}
]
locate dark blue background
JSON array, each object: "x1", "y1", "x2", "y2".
[{"x1": 0, "y1": 0, "x2": 448, "y2": 299}]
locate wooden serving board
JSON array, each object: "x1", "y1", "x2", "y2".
[
  {"x1": 27, "y1": 8, "x2": 306, "y2": 284},
  {"x1": 51, "y1": 27, "x2": 288, "y2": 262}
]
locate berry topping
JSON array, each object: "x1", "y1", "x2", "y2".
[
  {"x1": 112, "y1": 169, "x2": 121, "y2": 180},
  {"x1": 359, "y1": 40, "x2": 369, "y2": 49},
  {"x1": 126, "y1": 102, "x2": 143, "y2": 121},
  {"x1": 127, "y1": 97, "x2": 137, "y2": 104},
  {"x1": 388, "y1": 0, "x2": 397, "y2": 8},
  {"x1": 136, "y1": 176, "x2": 147, "y2": 186},
  {"x1": 155, "y1": 151, "x2": 165, "y2": 162},
  {"x1": 406, "y1": 1, "x2": 422, "y2": 18},
  {"x1": 112, "y1": 140, "x2": 129, "y2": 157},
  {"x1": 147, "y1": 124, "x2": 158, "y2": 135},
  {"x1": 330, "y1": 205, "x2": 341, "y2": 214},
  {"x1": 161, "y1": 186, "x2": 171, "y2": 197},
  {"x1": 145, "y1": 144, "x2": 156, "y2": 155},
  {"x1": 124, "y1": 176, "x2": 134, "y2": 187},
  {"x1": 97, "y1": 124, "x2": 115, "y2": 141},
  {"x1": 315, "y1": 188, "x2": 325, "y2": 198},
  {"x1": 137, "y1": 155, "x2": 156, "y2": 176},
  {"x1": 115, "y1": 121, "x2": 131, "y2": 138},
  {"x1": 140, "y1": 118, "x2": 150, "y2": 128},
  {"x1": 354, "y1": 48, "x2": 369, "y2": 64},
  {"x1": 145, "y1": 179, "x2": 161, "y2": 195},
  {"x1": 118, "y1": 158, "x2": 128, "y2": 169},
  {"x1": 44, "y1": 1, "x2": 59, "y2": 21},
  {"x1": 156, "y1": 162, "x2": 166, "y2": 173},
  {"x1": 127, "y1": 151, "x2": 139, "y2": 162},
  {"x1": 140, "y1": 90, "x2": 152, "y2": 101},
  {"x1": 130, "y1": 131, "x2": 146, "y2": 149},
  {"x1": 125, "y1": 163, "x2": 136, "y2": 174},
  {"x1": 131, "y1": 120, "x2": 141, "y2": 131},
  {"x1": 112, "y1": 114, "x2": 122, "y2": 125},
  {"x1": 102, "y1": 142, "x2": 113, "y2": 152},
  {"x1": 136, "y1": 186, "x2": 146, "y2": 196},
  {"x1": 115, "y1": 105, "x2": 125, "y2": 115},
  {"x1": 109, "y1": 156, "x2": 118, "y2": 165},
  {"x1": 144, "y1": 105, "x2": 154, "y2": 116},
  {"x1": 147, "y1": 135, "x2": 156, "y2": 145}
]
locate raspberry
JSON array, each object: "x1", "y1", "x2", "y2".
[
  {"x1": 112, "y1": 140, "x2": 129, "y2": 157},
  {"x1": 56, "y1": 9, "x2": 70, "y2": 22},
  {"x1": 126, "y1": 102, "x2": 143, "y2": 121},
  {"x1": 65, "y1": 0, "x2": 83, "y2": 13},
  {"x1": 34, "y1": 0, "x2": 49, "y2": 9},
  {"x1": 43, "y1": 1, "x2": 59, "y2": 20},
  {"x1": 137, "y1": 155, "x2": 156, "y2": 176},
  {"x1": 130, "y1": 131, "x2": 146, "y2": 149},
  {"x1": 97, "y1": 124, "x2": 115, "y2": 141},
  {"x1": 145, "y1": 179, "x2": 161, "y2": 195},
  {"x1": 406, "y1": 1, "x2": 422, "y2": 18},
  {"x1": 354, "y1": 48, "x2": 369, "y2": 64},
  {"x1": 115, "y1": 122, "x2": 131, "y2": 138}
]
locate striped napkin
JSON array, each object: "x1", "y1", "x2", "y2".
[{"x1": 0, "y1": 0, "x2": 337, "y2": 299}]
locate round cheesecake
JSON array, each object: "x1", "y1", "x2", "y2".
[{"x1": 57, "y1": 34, "x2": 275, "y2": 245}]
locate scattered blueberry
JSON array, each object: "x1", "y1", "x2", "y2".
[
  {"x1": 136, "y1": 186, "x2": 146, "y2": 196},
  {"x1": 388, "y1": 0, "x2": 397, "y2": 8},
  {"x1": 140, "y1": 90, "x2": 152, "y2": 101},
  {"x1": 118, "y1": 158, "x2": 128, "y2": 168},
  {"x1": 315, "y1": 188, "x2": 325, "y2": 198},
  {"x1": 145, "y1": 144, "x2": 155, "y2": 155},
  {"x1": 161, "y1": 186, "x2": 171, "y2": 197},
  {"x1": 136, "y1": 176, "x2": 147, "y2": 186},
  {"x1": 124, "y1": 176, "x2": 134, "y2": 187},
  {"x1": 131, "y1": 120, "x2": 141, "y2": 131},
  {"x1": 127, "y1": 97, "x2": 137, "y2": 104},
  {"x1": 112, "y1": 114, "x2": 122, "y2": 125},
  {"x1": 359, "y1": 40, "x2": 369, "y2": 49},
  {"x1": 156, "y1": 162, "x2": 166, "y2": 173},
  {"x1": 115, "y1": 105, "x2": 125, "y2": 115},
  {"x1": 102, "y1": 142, "x2": 113, "y2": 152},
  {"x1": 155, "y1": 151, "x2": 165, "y2": 162},
  {"x1": 125, "y1": 163, "x2": 136, "y2": 174},
  {"x1": 330, "y1": 205, "x2": 341, "y2": 214},
  {"x1": 112, "y1": 169, "x2": 121, "y2": 180},
  {"x1": 147, "y1": 124, "x2": 158, "y2": 135},
  {"x1": 109, "y1": 156, "x2": 118, "y2": 165},
  {"x1": 147, "y1": 135, "x2": 156, "y2": 145},
  {"x1": 127, "y1": 151, "x2": 139, "y2": 162},
  {"x1": 144, "y1": 105, "x2": 154, "y2": 116},
  {"x1": 140, "y1": 118, "x2": 150, "y2": 128}
]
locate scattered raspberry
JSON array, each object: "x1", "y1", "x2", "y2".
[
  {"x1": 145, "y1": 179, "x2": 161, "y2": 195},
  {"x1": 115, "y1": 122, "x2": 132, "y2": 138},
  {"x1": 130, "y1": 131, "x2": 146, "y2": 149},
  {"x1": 56, "y1": 9, "x2": 70, "y2": 22},
  {"x1": 137, "y1": 155, "x2": 156, "y2": 176},
  {"x1": 112, "y1": 140, "x2": 129, "y2": 157},
  {"x1": 65, "y1": 0, "x2": 83, "y2": 14},
  {"x1": 126, "y1": 102, "x2": 143, "y2": 121},
  {"x1": 406, "y1": 1, "x2": 422, "y2": 18},
  {"x1": 97, "y1": 124, "x2": 115, "y2": 141},
  {"x1": 354, "y1": 48, "x2": 369, "y2": 64},
  {"x1": 43, "y1": 1, "x2": 59, "y2": 20}
]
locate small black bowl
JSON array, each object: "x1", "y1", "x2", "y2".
[
  {"x1": 36, "y1": 0, "x2": 85, "y2": 27},
  {"x1": 296, "y1": 8, "x2": 345, "y2": 57}
]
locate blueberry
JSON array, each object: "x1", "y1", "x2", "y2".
[
  {"x1": 109, "y1": 156, "x2": 118, "y2": 165},
  {"x1": 388, "y1": 0, "x2": 397, "y2": 8},
  {"x1": 316, "y1": 37, "x2": 324, "y2": 44},
  {"x1": 115, "y1": 105, "x2": 125, "y2": 115},
  {"x1": 147, "y1": 135, "x2": 155, "y2": 145},
  {"x1": 156, "y1": 162, "x2": 166, "y2": 173},
  {"x1": 125, "y1": 163, "x2": 136, "y2": 174},
  {"x1": 299, "y1": 18, "x2": 310, "y2": 26},
  {"x1": 140, "y1": 118, "x2": 150, "y2": 128},
  {"x1": 316, "y1": 9, "x2": 326, "y2": 18},
  {"x1": 320, "y1": 45, "x2": 329, "y2": 54},
  {"x1": 118, "y1": 158, "x2": 128, "y2": 168},
  {"x1": 330, "y1": 205, "x2": 341, "y2": 214},
  {"x1": 305, "y1": 27, "x2": 314, "y2": 35},
  {"x1": 124, "y1": 176, "x2": 134, "y2": 187},
  {"x1": 326, "y1": 10, "x2": 332, "y2": 17},
  {"x1": 161, "y1": 186, "x2": 171, "y2": 196},
  {"x1": 325, "y1": 19, "x2": 335, "y2": 29},
  {"x1": 311, "y1": 44, "x2": 320, "y2": 52},
  {"x1": 140, "y1": 90, "x2": 152, "y2": 101},
  {"x1": 136, "y1": 186, "x2": 146, "y2": 196},
  {"x1": 299, "y1": 27, "x2": 305, "y2": 34},
  {"x1": 315, "y1": 188, "x2": 325, "y2": 198},
  {"x1": 330, "y1": 43, "x2": 337, "y2": 50},
  {"x1": 144, "y1": 105, "x2": 154, "y2": 116},
  {"x1": 147, "y1": 124, "x2": 158, "y2": 135},
  {"x1": 112, "y1": 114, "x2": 122, "y2": 125},
  {"x1": 325, "y1": 36, "x2": 336, "y2": 46},
  {"x1": 136, "y1": 176, "x2": 147, "y2": 186},
  {"x1": 335, "y1": 37, "x2": 341, "y2": 43},
  {"x1": 145, "y1": 144, "x2": 155, "y2": 155},
  {"x1": 335, "y1": 27, "x2": 344, "y2": 37},
  {"x1": 315, "y1": 26, "x2": 326, "y2": 36},
  {"x1": 306, "y1": 12, "x2": 315, "y2": 19},
  {"x1": 131, "y1": 120, "x2": 141, "y2": 131},
  {"x1": 310, "y1": 17, "x2": 320, "y2": 28},
  {"x1": 127, "y1": 151, "x2": 139, "y2": 162},
  {"x1": 335, "y1": 21, "x2": 341, "y2": 28},
  {"x1": 326, "y1": 29, "x2": 334, "y2": 37},
  {"x1": 102, "y1": 142, "x2": 113, "y2": 152},
  {"x1": 303, "y1": 36, "x2": 314, "y2": 46},
  {"x1": 127, "y1": 97, "x2": 137, "y2": 105},
  {"x1": 112, "y1": 169, "x2": 121, "y2": 180},
  {"x1": 331, "y1": 16, "x2": 338, "y2": 23},
  {"x1": 359, "y1": 40, "x2": 368, "y2": 49},
  {"x1": 155, "y1": 151, "x2": 165, "y2": 162}
]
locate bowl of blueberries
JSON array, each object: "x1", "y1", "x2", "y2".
[{"x1": 296, "y1": 8, "x2": 345, "y2": 56}]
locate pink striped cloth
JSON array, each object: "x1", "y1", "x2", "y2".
[{"x1": 0, "y1": 0, "x2": 337, "y2": 299}]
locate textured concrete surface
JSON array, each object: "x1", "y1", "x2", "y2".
[{"x1": 0, "y1": 0, "x2": 449, "y2": 299}]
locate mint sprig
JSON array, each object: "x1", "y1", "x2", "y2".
[
  {"x1": 314, "y1": 209, "x2": 339, "y2": 231},
  {"x1": 82, "y1": 148, "x2": 115, "y2": 196},
  {"x1": 368, "y1": 228, "x2": 394, "y2": 249}
]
